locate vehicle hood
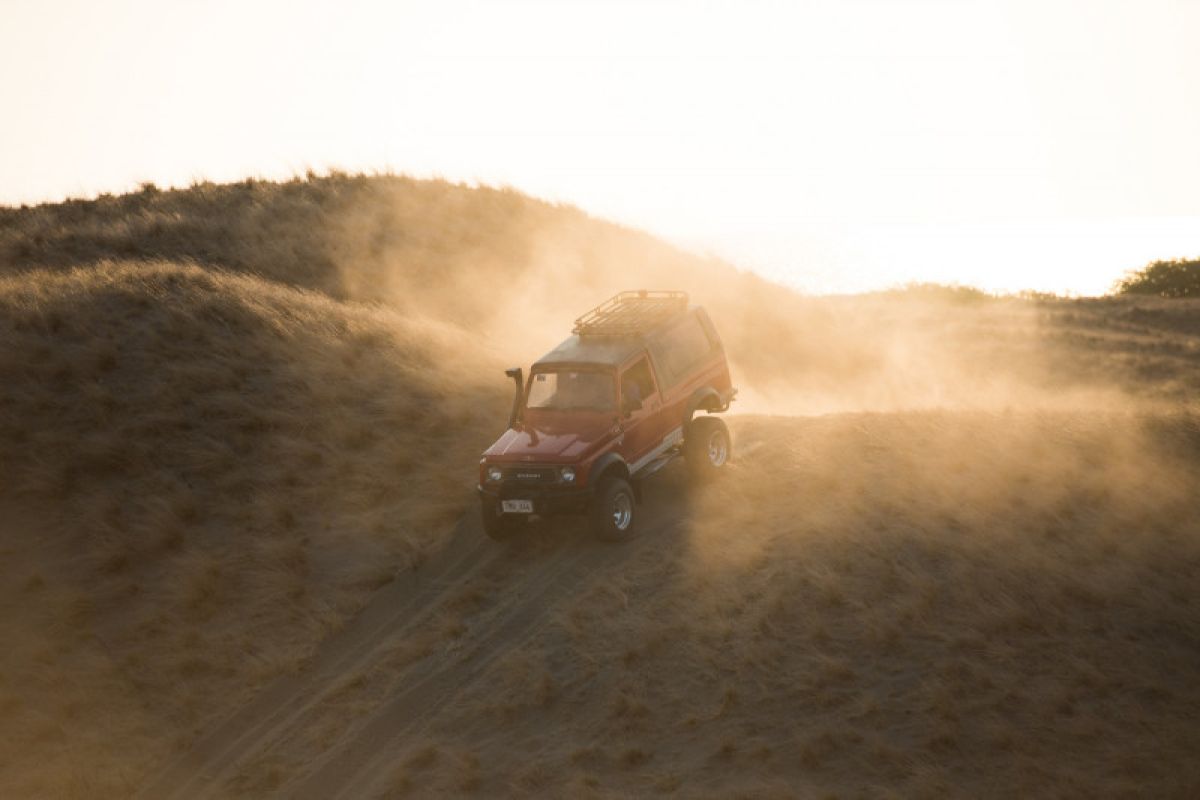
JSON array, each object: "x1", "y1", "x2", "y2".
[{"x1": 483, "y1": 415, "x2": 617, "y2": 463}]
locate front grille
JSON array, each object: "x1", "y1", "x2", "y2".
[{"x1": 503, "y1": 466, "x2": 558, "y2": 484}]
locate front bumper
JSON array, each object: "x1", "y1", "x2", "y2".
[{"x1": 477, "y1": 481, "x2": 592, "y2": 516}]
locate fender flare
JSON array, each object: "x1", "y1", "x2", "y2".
[
  {"x1": 587, "y1": 451, "x2": 630, "y2": 489},
  {"x1": 683, "y1": 386, "x2": 723, "y2": 427}
]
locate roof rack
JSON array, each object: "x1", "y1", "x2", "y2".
[{"x1": 573, "y1": 290, "x2": 689, "y2": 337}]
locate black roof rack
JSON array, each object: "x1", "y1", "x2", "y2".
[{"x1": 573, "y1": 290, "x2": 689, "y2": 337}]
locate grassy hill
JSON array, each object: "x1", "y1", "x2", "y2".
[
  {"x1": 2, "y1": 174, "x2": 1199, "y2": 797},
  {"x1": 7, "y1": 173, "x2": 1200, "y2": 414},
  {"x1": 0, "y1": 260, "x2": 510, "y2": 796}
]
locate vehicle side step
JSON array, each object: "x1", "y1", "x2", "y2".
[{"x1": 633, "y1": 449, "x2": 681, "y2": 480}]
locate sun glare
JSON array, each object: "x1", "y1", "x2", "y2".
[{"x1": 1, "y1": 0, "x2": 1198, "y2": 294}]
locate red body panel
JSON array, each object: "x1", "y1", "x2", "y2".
[
  {"x1": 483, "y1": 412, "x2": 618, "y2": 464},
  {"x1": 614, "y1": 357, "x2": 663, "y2": 467},
  {"x1": 660, "y1": 356, "x2": 732, "y2": 437},
  {"x1": 479, "y1": 305, "x2": 734, "y2": 492}
]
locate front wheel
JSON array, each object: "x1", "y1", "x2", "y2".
[
  {"x1": 591, "y1": 477, "x2": 638, "y2": 542},
  {"x1": 480, "y1": 497, "x2": 525, "y2": 542},
  {"x1": 685, "y1": 416, "x2": 731, "y2": 479}
]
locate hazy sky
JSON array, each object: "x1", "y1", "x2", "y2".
[{"x1": 3, "y1": 0, "x2": 1199, "y2": 294}]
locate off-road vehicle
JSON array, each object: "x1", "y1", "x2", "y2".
[{"x1": 477, "y1": 290, "x2": 737, "y2": 541}]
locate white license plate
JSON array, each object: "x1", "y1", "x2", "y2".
[{"x1": 501, "y1": 499, "x2": 534, "y2": 513}]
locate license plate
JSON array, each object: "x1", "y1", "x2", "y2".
[{"x1": 501, "y1": 499, "x2": 534, "y2": 513}]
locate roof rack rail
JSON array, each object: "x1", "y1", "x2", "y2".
[{"x1": 573, "y1": 290, "x2": 689, "y2": 337}]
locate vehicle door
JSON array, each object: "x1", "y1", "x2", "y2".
[{"x1": 616, "y1": 355, "x2": 665, "y2": 469}]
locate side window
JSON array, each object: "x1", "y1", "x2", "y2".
[
  {"x1": 621, "y1": 357, "x2": 656, "y2": 408},
  {"x1": 650, "y1": 314, "x2": 714, "y2": 389}
]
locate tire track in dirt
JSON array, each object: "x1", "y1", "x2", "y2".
[
  {"x1": 219, "y1": 525, "x2": 592, "y2": 797},
  {"x1": 135, "y1": 512, "x2": 498, "y2": 800},
  {"x1": 288, "y1": 528, "x2": 656, "y2": 800},
  {"x1": 139, "y1": 472, "x2": 688, "y2": 799},
  {"x1": 364, "y1": 522, "x2": 682, "y2": 800}
]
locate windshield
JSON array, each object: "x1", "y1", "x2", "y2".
[{"x1": 526, "y1": 369, "x2": 615, "y2": 411}]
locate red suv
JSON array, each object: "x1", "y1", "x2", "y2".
[{"x1": 478, "y1": 291, "x2": 736, "y2": 541}]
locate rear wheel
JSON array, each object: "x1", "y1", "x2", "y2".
[
  {"x1": 591, "y1": 477, "x2": 637, "y2": 542},
  {"x1": 480, "y1": 497, "x2": 525, "y2": 541},
  {"x1": 685, "y1": 416, "x2": 731, "y2": 479}
]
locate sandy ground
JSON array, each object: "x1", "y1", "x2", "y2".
[{"x1": 136, "y1": 411, "x2": 1200, "y2": 799}]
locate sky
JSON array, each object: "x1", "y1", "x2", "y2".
[{"x1": 2, "y1": 0, "x2": 1199, "y2": 295}]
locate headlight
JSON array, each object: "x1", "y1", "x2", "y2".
[
  {"x1": 486, "y1": 466, "x2": 503, "y2": 482},
  {"x1": 560, "y1": 466, "x2": 576, "y2": 483}
]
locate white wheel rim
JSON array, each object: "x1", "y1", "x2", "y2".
[
  {"x1": 612, "y1": 491, "x2": 632, "y2": 530},
  {"x1": 707, "y1": 430, "x2": 728, "y2": 466}
]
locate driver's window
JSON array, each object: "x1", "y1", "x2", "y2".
[{"x1": 621, "y1": 358, "x2": 656, "y2": 410}]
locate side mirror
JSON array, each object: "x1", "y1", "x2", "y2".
[{"x1": 504, "y1": 367, "x2": 523, "y2": 429}]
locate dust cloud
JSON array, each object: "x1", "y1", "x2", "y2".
[{"x1": 304, "y1": 175, "x2": 1196, "y2": 417}]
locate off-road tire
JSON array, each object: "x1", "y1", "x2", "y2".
[
  {"x1": 685, "y1": 416, "x2": 731, "y2": 479},
  {"x1": 591, "y1": 477, "x2": 638, "y2": 542},
  {"x1": 480, "y1": 497, "x2": 524, "y2": 542}
]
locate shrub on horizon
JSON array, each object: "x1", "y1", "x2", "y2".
[{"x1": 1115, "y1": 258, "x2": 1200, "y2": 298}]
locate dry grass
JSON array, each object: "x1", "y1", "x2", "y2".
[
  {"x1": 7, "y1": 173, "x2": 1199, "y2": 415},
  {"x1": 1, "y1": 174, "x2": 1199, "y2": 797},
  {"x1": 0, "y1": 261, "x2": 505, "y2": 797},
  {"x1": 422, "y1": 412, "x2": 1200, "y2": 798}
]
